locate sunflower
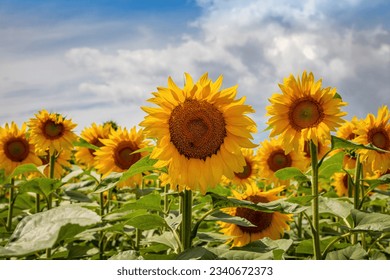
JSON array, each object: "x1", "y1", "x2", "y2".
[
  {"x1": 94, "y1": 126, "x2": 148, "y2": 188},
  {"x1": 266, "y1": 71, "x2": 347, "y2": 153},
  {"x1": 140, "y1": 72, "x2": 257, "y2": 193},
  {"x1": 28, "y1": 110, "x2": 78, "y2": 154},
  {"x1": 219, "y1": 186, "x2": 292, "y2": 247},
  {"x1": 258, "y1": 137, "x2": 306, "y2": 185},
  {"x1": 331, "y1": 172, "x2": 352, "y2": 197},
  {"x1": 0, "y1": 122, "x2": 42, "y2": 175},
  {"x1": 222, "y1": 148, "x2": 261, "y2": 189},
  {"x1": 354, "y1": 106, "x2": 390, "y2": 173},
  {"x1": 75, "y1": 123, "x2": 112, "y2": 169}
]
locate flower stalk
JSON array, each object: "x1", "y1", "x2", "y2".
[
  {"x1": 310, "y1": 140, "x2": 321, "y2": 260},
  {"x1": 180, "y1": 188, "x2": 193, "y2": 251}
]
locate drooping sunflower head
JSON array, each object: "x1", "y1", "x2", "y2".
[
  {"x1": 94, "y1": 126, "x2": 148, "y2": 188},
  {"x1": 266, "y1": 71, "x2": 347, "y2": 153},
  {"x1": 219, "y1": 186, "x2": 292, "y2": 247},
  {"x1": 28, "y1": 110, "x2": 78, "y2": 154},
  {"x1": 75, "y1": 123, "x2": 112, "y2": 169},
  {"x1": 258, "y1": 137, "x2": 306, "y2": 185},
  {"x1": 140, "y1": 72, "x2": 257, "y2": 193},
  {"x1": 331, "y1": 172, "x2": 351, "y2": 197},
  {"x1": 354, "y1": 105, "x2": 390, "y2": 173},
  {"x1": 0, "y1": 122, "x2": 42, "y2": 175}
]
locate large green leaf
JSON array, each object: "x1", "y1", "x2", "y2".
[
  {"x1": 325, "y1": 244, "x2": 368, "y2": 260},
  {"x1": 331, "y1": 135, "x2": 390, "y2": 153},
  {"x1": 119, "y1": 155, "x2": 159, "y2": 183},
  {"x1": 176, "y1": 247, "x2": 218, "y2": 260},
  {"x1": 73, "y1": 138, "x2": 99, "y2": 150},
  {"x1": 351, "y1": 209, "x2": 390, "y2": 232},
  {"x1": 109, "y1": 250, "x2": 143, "y2": 260},
  {"x1": 207, "y1": 192, "x2": 308, "y2": 214},
  {"x1": 318, "y1": 151, "x2": 343, "y2": 179},
  {"x1": 122, "y1": 193, "x2": 162, "y2": 212},
  {"x1": 205, "y1": 211, "x2": 255, "y2": 227},
  {"x1": 0, "y1": 204, "x2": 101, "y2": 257},
  {"x1": 7, "y1": 164, "x2": 44, "y2": 182},
  {"x1": 19, "y1": 177, "x2": 61, "y2": 197},
  {"x1": 274, "y1": 167, "x2": 309, "y2": 182},
  {"x1": 125, "y1": 214, "x2": 166, "y2": 230},
  {"x1": 319, "y1": 197, "x2": 353, "y2": 219}
]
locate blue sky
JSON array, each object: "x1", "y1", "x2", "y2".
[{"x1": 1, "y1": 0, "x2": 389, "y2": 142}]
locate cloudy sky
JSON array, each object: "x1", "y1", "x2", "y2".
[{"x1": 1, "y1": 0, "x2": 389, "y2": 142}]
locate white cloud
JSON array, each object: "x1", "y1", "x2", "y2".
[{"x1": 1, "y1": 0, "x2": 389, "y2": 141}]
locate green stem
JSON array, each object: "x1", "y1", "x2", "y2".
[
  {"x1": 353, "y1": 154, "x2": 362, "y2": 210},
  {"x1": 99, "y1": 192, "x2": 105, "y2": 259},
  {"x1": 163, "y1": 184, "x2": 169, "y2": 216},
  {"x1": 180, "y1": 188, "x2": 193, "y2": 251},
  {"x1": 352, "y1": 154, "x2": 362, "y2": 245},
  {"x1": 297, "y1": 212, "x2": 303, "y2": 239},
  {"x1": 47, "y1": 152, "x2": 56, "y2": 210},
  {"x1": 36, "y1": 194, "x2": 40, "y2": 213},
  {"x1": 310, "y1": 140, "x2": 321, "y2": 260},
  {"x1": 135, "y1": 180, "x2": 145, "y2": 251},
  {"x1": 191, "y1": 208, "x2": 219, "y2": 240},
  {"x1": 6, "y1": 179, "x2": 15, "y2": 232}
]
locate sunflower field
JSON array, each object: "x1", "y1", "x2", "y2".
[{"x1": 0, "y1": 71, "x2": 389, "y2": 260}]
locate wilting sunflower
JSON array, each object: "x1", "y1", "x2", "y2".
[
  {"x1": 219, "y1": 186, "x2": 292, "y2": 247},
  {"x1": 222, "y1": 148, "x2": 261, "y2": 189},
  {"x1": 28, "y1": 110, "x2": 78, "y2": 154},
  {"x1": 258, "y1": 138, "x2": 306, "y2": 185},
  {"x1": 266, "y1": 71, "x2": 347, "y2": 153},
  {"x1": 94, "y1": 126, "x2": 148, "y2": 188},
  {"x1": 140, "y1": 72, "x2": 257, "y2": 193},
  {"x1": 75, "y1": 123, "x2": 112, "y2": 169},
  {"x1": 0, "y1": 122, "x2": 42, "y2": 175},
  {"x1": 354, "y1": 105, "x2": 390, "y2": 173},
  {"x1": 331, "y1": 172, "x2": 352, "y2": 197}
]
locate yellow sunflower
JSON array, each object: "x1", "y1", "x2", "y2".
[
  {"x1": 266, "y1": 71, "x2": 347, "y2": 153},
  {"x1": 140, "y1": 72, "x2": 257, "y2": 193},
  {"x1": 94, "y1": 126, "x2": 148, "y2": 188},
  {"x1": 0, "y1": 122, "x2": 42, "y2": 175},
  {"x1": 222, "y1": 148, "x2": 261, "y2": 189},
  {"x1": 354, "y1": 105, "x2": 390, "y2": 173},
  {"x1": 28, "y1": 109, "x2": 78, "y2": 154},
  {"x1": 75, "y1": 123, "x2": 112, "y2": 169},
  {"x1": 331, "y1": 172, "x2": 351, "y2": 197},
  {"x1": 258, "y1": 137, "x2": 306, "y2": 185},
  {"x1": 219, "y1": 186, "x2": 292, "y2": 247}
]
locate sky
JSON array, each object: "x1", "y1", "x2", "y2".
[{"x1": 1, "y1": 0, "x2": 389, "y2": 143}]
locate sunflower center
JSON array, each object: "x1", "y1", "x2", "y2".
[
  {"x1": 368, "y1": 128, "x2": 389, "y2": 151},
  {"x1": 289, "y1": 97, "x2": 324, "y2": 130},
  {"x1": 4, "y1": 138, "x2": 30, "y2": 162},
  {"x1": 236, "y1": 195, "x2": 273, "y2": 234},
  {"x1": 43, "y1": 120, "x2": 65, "y2": 139},
  {"x1": 234, "y1": 159, "x2": 252, "y2": 180},
  {"x1": 114, "y1": 141, "x2": 141, "y2": 170},
  {"x1": 169, "y1": 99, "x2": 226, "y2": 160},
  {"x1": 267, "y1": 149, "x2": 292, "y2": 172}
]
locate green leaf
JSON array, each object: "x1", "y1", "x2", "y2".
[
  {"x1": 176, "y1": 247, "x2": 218, "y2": 260},
  {"x1": 124, "y1": 193, "x2": 162, "y2": 212},
  {"x1": 319, "y1": 197, "x2": 353, "y2": 219},
  {"x1": 318, "y1": 151, "x2": 343, "y2": 179},
  {"x1": 331, "y1": 135, "x2": 390, "y2": 153},
  {"x1": 109, "y1": 250, "x2": 143, "y2": 260},
  {"x1": 325, "y1": 244, "x2": 368, "y2": 260},
  {"x1": 295, "y1": 237, "x2": 337, "y2": 255},
  {"x1": 73, "y1": 138, "x2": 99, "y2": 150},
  {"x1": 351, "y1": 209, "x2": 390, "y2": 232},
  {"x1": 274, "y1": 167, "x2": 309, "y2": 182},
  {"x1": 205, "y1": 210, "x2": 256, "y2": 227},
  {"x1": 207, "y1": 192, "x2": 308, "y2": 214},
  {"x1": 7, "y1": 164, "x2": 43, "y2": 181},
  {"x1": 364, "y1": 174, "x2": 390, "y2": 189},
  {"x1": 126, "y1": 214, "x2": 166, "y2": 230},
  {"x1": 19, "y1": 177, "x2": 61, "y2": 197},
  {"x1": 63, "y1": 190, "x2": 93, "y2": 202},
  {"x1": 0, "y1": 204, "x2": 101, "y2": 257},
  {"x1": 148, "y1": 231, "x2": 180, "y2": 251},
  {"x1": 119, "y1": 155, "x2": 159, "y2": 183}
]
